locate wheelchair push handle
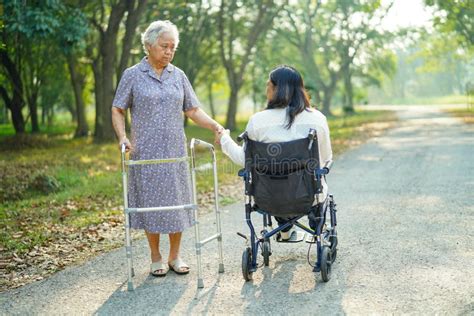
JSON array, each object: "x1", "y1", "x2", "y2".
[
  {"x1": 308, "y1": 128, "x2": 317, "y2": 150},
  {"x1": 237, "y1": 131, "x2": 248, "y2": 143}
]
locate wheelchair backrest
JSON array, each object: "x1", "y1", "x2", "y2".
[{"x1": 243, "y1": 135, "x2": 321, "y2": 217}]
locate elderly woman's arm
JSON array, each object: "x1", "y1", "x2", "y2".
[
  {"x1": 185, "y1": 107, "x2": 224, "y2": 143},
  {"x1": 112, "y1": 107, "x2": 132, "y2": 152}
]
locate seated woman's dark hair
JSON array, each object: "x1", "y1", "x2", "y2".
[{"x1": 267, "y1": 65, "x2": 311, "y2": 129}]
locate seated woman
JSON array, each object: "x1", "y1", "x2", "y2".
[{"x1": 218, "y1": 65, "x2": 333, "y2": 240}]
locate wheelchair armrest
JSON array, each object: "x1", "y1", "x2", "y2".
[
  {"x1": 237, "y1": 131, "x2": 248, "y2": 143},
  {"x1": 238, "y1": 168, "x2": 249, "y2": 180},
  {"x1": 315, "y1": 168, "x2": 329, "y2": 176},
  {"x1": 322, "y1": 160, "x2": 333, "y2": 173}
]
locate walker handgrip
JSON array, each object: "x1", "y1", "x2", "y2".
[
  {"x1": 192, "y1": 138, "x2": 214, "y2": 150},
  {"x1": 121, "y1": 143, "x2": 126, "y2": 154}
]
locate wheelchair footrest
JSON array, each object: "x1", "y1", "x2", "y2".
[
  {"x1": 305, "y1": 235, "x2": 316, "y2": 244},
  {"x1": 276, "y1": 231, "x2": 306, "y2": 243}
]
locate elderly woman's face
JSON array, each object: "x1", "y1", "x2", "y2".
[
  {"x1": 147, "y1": 32, "x2": 176, "y2": 68},
  {"x1": 266, "y1": 79, "x2": 275, "y2": 101}
]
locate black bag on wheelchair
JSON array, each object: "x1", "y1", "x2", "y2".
[{"x1": 244, "y1": 136, "x2": 321, "y2": 217}]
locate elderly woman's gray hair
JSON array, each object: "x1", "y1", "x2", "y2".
[{"x1": 141, "y1": 20, "x2": 180, "y2": 55}]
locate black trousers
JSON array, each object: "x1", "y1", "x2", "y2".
[
  {"x1": 274, "y1": 217, "x2": 293, "y2": 232},
  {"x1": 275, "y1": 207, "x2": 321, "y2": 232}
]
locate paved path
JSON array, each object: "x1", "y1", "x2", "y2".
[{"x1": 1, "y1": 105, "x2": 473, "y2": 315}]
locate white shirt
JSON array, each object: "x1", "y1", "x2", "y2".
[{"x1": 220, "y1": 108, "x2": 333, "y2": 202}]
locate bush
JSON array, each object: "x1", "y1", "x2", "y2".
[{"x1": 29, "y1": 174, "x2": 61, "y2": 194}]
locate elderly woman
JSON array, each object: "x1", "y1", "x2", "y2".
[
  {"x1": 218, "y1": 65, "x2": 333, "y2": 240},
  {"x1": 112, "y1": 20, "x2": 224, "y2": 277}
]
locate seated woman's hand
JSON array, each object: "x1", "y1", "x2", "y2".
[
  {"x1": 213, "y1": 125, "x2": 226, "y2": 145},
  {"x1": 217, "y1": 129, "x2": 230, "y2": 143}
]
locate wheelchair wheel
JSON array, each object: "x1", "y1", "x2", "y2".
[
  {"x1": 320, "y1": 246, "x2": 332, "y2": 282},
  {"x1": 329, "y1": 228, "x2": 337, "y2": 263},
  {"x1": 262, "y1": 240, "x2": 271, "y2": 266},
  {"x1": 242, "y1": 247, "x2": 253, "y2": 281}
]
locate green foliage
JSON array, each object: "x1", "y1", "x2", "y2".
[
  {"x1": 370, "y1": 28, "x2": 473, "y2": 104},
  {"x1": 425, "y1": 0, "x2": 474, "y2": 47},
  {"x1": 360, "y1": 49, "x2": 398, "y2": 88}
]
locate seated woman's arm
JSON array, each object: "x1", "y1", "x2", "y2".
[
  {"x1": 220, "y1": 133, "x2": 245, "y2": 166},
  {"x1": 219, "y1": 118, "x2": 255, "y2": 166},
  {"x1": 319, "y1": 116, "x2": 333, "y2": 165}
]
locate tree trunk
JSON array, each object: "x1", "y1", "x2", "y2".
[
  {"x1": 95, "y1": 36, "x2": 119, "y2": 142},
  {"x1": 27, "y1": 93, "x2": 40, "y2": 133},
  {"x1": 1, "y1": 102, "x2": 7, "y2": 124},
  {"x1": 47, "y1": 107, "x2": 54, "y2": 127},
  {"x1": 67, "y1": 54, "x2": 89, "y2": 137},
  {"x1": 321, "y1": 91, "x2": 333, "y2": 116},
  {"x1": 207, "y1": 81, "x2": 216, "y2": 119},
  {"x1": 321, "y1": 76, "x2": 339, "y2": 116},
  {"x1": 343, "y1": 69, "x2": 354, "y2": 114},
  {"x1": 93, "y1": 0, "x2": 135, "y2": 142},
  {"x1": 0, "y1": 51, "x2": 26, "y2": 134},
  {"x1": 64, "y1": 100, "x2": 76, "y2": 122},
  {"x1": 226, "y1": 88, "x2": 239, "y2": 130},
  {"x1": 117, "y1": 0, "x2": 148, "y2": 79},
  {"x1": 0, "y1": 85, "x2": 24, "y2": 133},
  {"x1": 92, "y1": 58, "x2": 103, "y2": 139}
]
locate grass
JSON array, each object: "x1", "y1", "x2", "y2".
[
  {"x1": 445, "y1": 105, "x2": 474, "y2": 124},
  {"x1": 0, "y1": 108, "x2": 396, "y2": 256},
  {"x1": 380, "y1": 94, "x2": 469, "y2": 105}
]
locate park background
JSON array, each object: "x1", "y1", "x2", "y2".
[{"x1": 0, "y1": 0, "x2": 473, "y2": 291}]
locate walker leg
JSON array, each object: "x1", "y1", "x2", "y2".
[
  {"x1": 194, "y1": 215, "x2": 204, "y2": 289},
  {"x1": 213, "y1": 159, "x2": 225, "y2": 274},
  {"x1": 198, "y1": 278, "x2": 204, "y2": 289},
  {"x1": 125, "y1": 213, "x2": 134, "y2": 291}
]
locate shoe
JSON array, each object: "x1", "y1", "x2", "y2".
[
  {"x1": 280, "y1": 228, "x2": 294, "y2": 241},
  {"x1": 168, "y1": 258, "x2": 190, "y2": 275},
  {"x1": 150, "y1": 260, "x2": 168, "y2": 277}
]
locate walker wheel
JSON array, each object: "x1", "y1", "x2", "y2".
[
  {"x1": 321, "y1": 246, "x2": 332, "y2": 282},
  {"x1": 242, "y1": 247, "x2": 253, "y2": 281},
  {"x1": 262, "y1": 240, "x2": 271, "y2": 266}
]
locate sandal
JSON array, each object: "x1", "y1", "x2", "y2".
[
  {"x1": 168, "y1": 258, "x2": 190, "y2": 275},
  {"x1": 150, "y1": 260, "x2": 168, "y2": 277}
]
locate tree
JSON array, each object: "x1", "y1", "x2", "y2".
[
  {"x1": 218, "y1": 0, "x2": 283, "y2": 130},
  {"x1": 281, "y1": 0, "x2": 394, "y2": 115},
  {"x1": 87, "y1": 0, "x2": 147, "y2": 142},
  {"x1": 2, "y1": 1, "x2": 73, "y2": 134},
  {"x1": 281, "y1": 0, "x2": 339, "y2": 115},
  {"x1": 335, "y1": 1, "x2": 394, "y2": 113},
  {"x1": 152, "y1": 1, "x2": 221, "y2": 125},
  {"x1": 0, "y1": 50, "x2": 25, "y2": 134},
  {"x1": 425, "y1": 0, "x2": 474, "y2": 48},
  {"x1": 58, "y1": 5, "x2": 90, "y2": 137}
]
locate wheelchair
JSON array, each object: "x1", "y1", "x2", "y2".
[{"x1": 236, "y1": 129, "x2": 338, "y2": 282}]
